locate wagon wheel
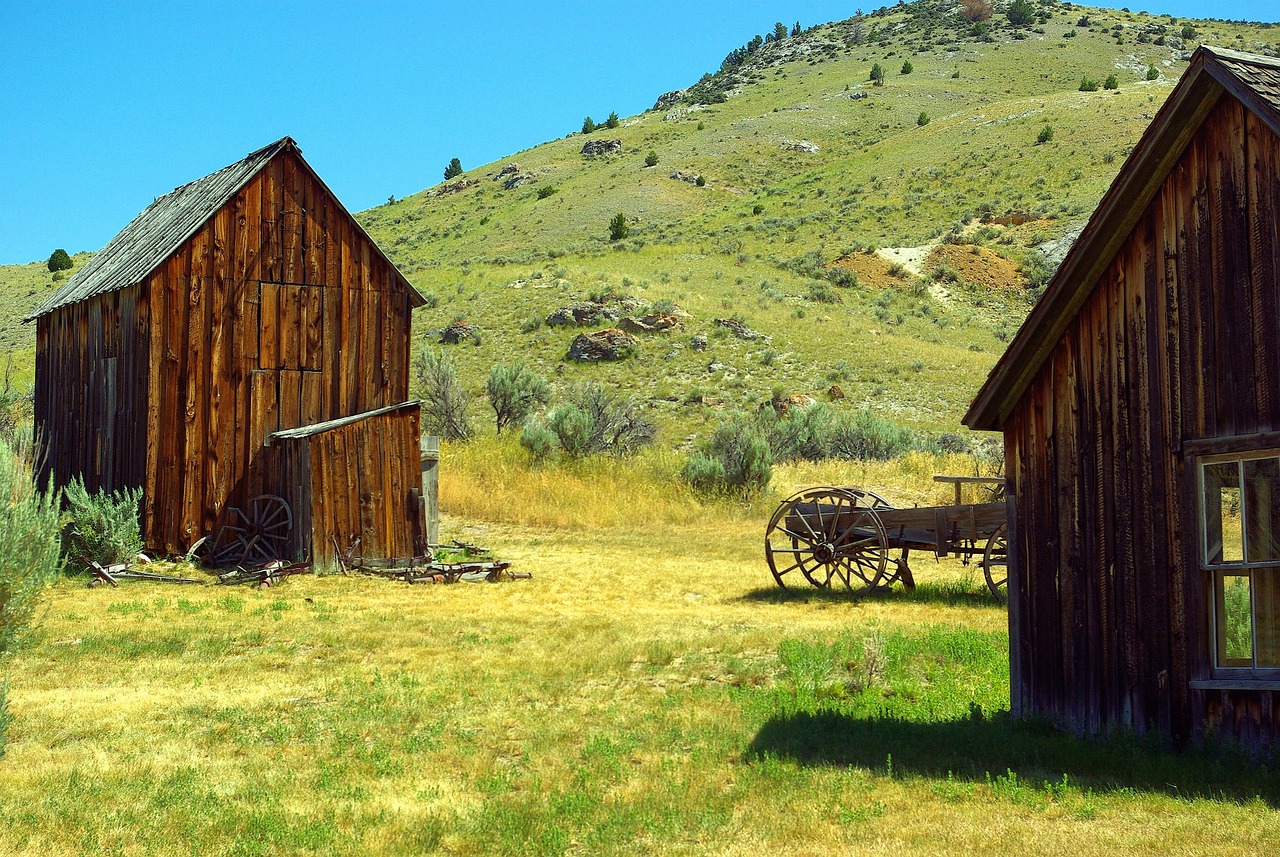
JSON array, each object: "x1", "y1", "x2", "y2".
[
  {"x1": 982, "y1": 522, "x2": 1009, "y2": 604},
  {"x1": 764, "y1": 487, "x2": 893, "y2": 592},
  {"x1": 214, "y1": 495, "x2": 293, "y2": 565}
]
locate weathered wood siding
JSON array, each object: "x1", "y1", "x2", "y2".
[
  {"x1": 34, "y1": 284, "x2": 149, "y2": 497},
  {"x1": 1004, "y1": 95, "x2": 1280, "y2": 746},
  {"x1": 35, "y1": 148, "x2": 414, "y2": 555},
  {"x1": 276, "y1": 405, "x2": 424, "y2": 566}
]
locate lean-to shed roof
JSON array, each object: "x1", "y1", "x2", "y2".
[
  {"x1": 964, "y1": 46, "x2": 1280, "y2": 431},
  {"x1": 26, "y1": 137, "x2": 424, "y2": 321}
]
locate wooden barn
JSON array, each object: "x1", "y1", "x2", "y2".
[
  {"x1": 27, "y1": 137, "x2": 430, "y2": 567},
  {"x1": 965, "y1": 46, "x2": 1280, "y2": 749}
]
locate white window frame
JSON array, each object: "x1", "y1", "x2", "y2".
[{"x1": 1197, "y1": 449, "x2": 1280, "y2": 680}]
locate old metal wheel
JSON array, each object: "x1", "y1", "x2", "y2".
[
  {"x1": 983, "y1": 522, "x2": 1009, "y2": 604},
  {"x1": 214, "y1": 494, "x2": 293, "y2": 565},
  {"x1": 765, "y1": 487, "x2": 891, "y2": 592}
]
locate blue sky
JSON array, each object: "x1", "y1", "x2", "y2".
[{"x1": 1, "y1": 0, "x2": 1275, "y2": 264}]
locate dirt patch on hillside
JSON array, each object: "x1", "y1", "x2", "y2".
[
  {"x1": 830, "y1": 251, "x2": 912, "y2": 289},
  {"x1": 925, "y1": 244, "x2": 1026, "y2": 291}
]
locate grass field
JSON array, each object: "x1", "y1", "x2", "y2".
[{"x1": 2, "y1": 451, "x2": 1278, "y2": 855}]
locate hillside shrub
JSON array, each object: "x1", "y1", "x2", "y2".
[
  {"x1": 443, "y1": 158, "x2": 463, "y2": 180},
  {"x1": 959, "y1": 0, "x2": 992, "y2": 22},
  {"x1": 683, "y1": 412, "x2": 773, "y2": 496},
  {"x1": 829, "y1": 409, "x2": 916, "y2": 460},
  {"x1": 46, "y1": 249, "x2": 72, "y2": 273},
  {"x1": 415, "y1": 347, "x2": 474, "y2": 442},
  {"x1": 609, "y1": 213, "x2": 630, "y2": 242},
  {"x1": 917, "y1": 111, "x2": 930, "y2": 127},
  {"x1": 62, "y1": 478, "x2": 143, "y2": 566},
  {"x1": 1036, "y1": 124, "x2": 1054, "y2": 144},
  {"x1": 901, "y1": 60, "x2": 913, "y2": 75},
  {"x1": 1103, "y1": 74, "x2": 1119, "y2": 90},
  {"x1": 1146, "y1": 64, "x2": 1159, "y2": 80},
  {"x1": 530, "y1": 383, "x2": 655, "y2": 459},
  {"x1": 870, "y1": 62, "x2": 885, "y2": 86},
  {"x1": 0, "y1": 438, "x2": 63, "y2": 758},
  {"x1": 760, "y1": 402, "x2": 917, "y2": 463},
  {"x1": 644, "y1": 150, "x2": 659, "y2": 167},
  {"x1": 486, "y1": 363, "x2": 551, "y2": 435},
  {"x1": 1079, "y1": 76, "x2": 1100, "y2": 92},
  {"x1": 536, "y1": 186, "x2": 557, "y2": 199},
  {"x1": 1005, "y1": 0, "x2": 1035, "y2": 27}
]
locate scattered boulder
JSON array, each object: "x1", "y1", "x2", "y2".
[
  {"x1": 620, "y1": 313, "x2": 682, "y2": 334},
  {"x1": 828, "y1": 384, "x2": 846, "y2": 401},
  {"x1": 713, "y1": 318, "x2": 770, "y2": 343},
  {"x1": 773, "y1": 394, "x2": 816, "y2": 417},
  {"x1": 436, "y1": 178, "x2": 477, "y2": 197},
  {"x1": 653, "y1": 89, "x2": 688, "y2": 110},
  {"x1": 850, "y1": 91, "x2": 868, "y2": 100},
  {"x1": 545, "y1": 301, "x2": 620, "y2": 327},
  {"x1": 669, "y1": 171, "x2": 703, "y2": 184},
  {"x1": 581, "y1": 139, "x2": 623, "y2": 156},
  {"x1": 503, "y1": 173, "x2": 535, "y2": 190},
  {"x1": 440, "y1": 321, "x2": 478, "y2": 344},
  {"x1": 690, "y1": 334, "x2": 709, "y2": 352},
  {"x1": 567, "y1": 328, "x2": 638, "y2": 362},
  {"x1": 492, "y1": 163, "x2": 521, "y2": 181},
  {"x1": 781, "y1": 139, "x2": 820, "y2": 153}
]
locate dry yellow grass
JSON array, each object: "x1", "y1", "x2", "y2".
[{"x1": 0, "y1": 448, "x2": 1276, "y2": 855}]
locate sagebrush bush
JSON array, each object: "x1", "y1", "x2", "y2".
[
  {"x1": 486, "y1": 363, "x2": 551, "y2": 435},
  {"x1": 760, "y1": 402, "x2": 917, "y2": 463},
  {"x1": 683, "y1": 413, "x2": 773, "y2": 496},
  {"x1": 527, "y1": 383, "x2": 655, "y2": 459},
  {"x1": 519, "y1": 422, "x2": 559, "y2": 459},
  {"x1": 62, "y1": 477, "x2": 143, "y2": 566},
  {"x1": 829, "y1": 409, "x2": 916, "y2": 461},
  {"x1": 0, "y1": 438, "x2": 62, "y2": 758},
  {"x1": 415, "y1": 347, "x2": 474, "y2": 442}
]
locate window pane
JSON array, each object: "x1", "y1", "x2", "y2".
[
  {"x1": 1204, "y1": 462, "x2": 1242, "y2": 564},
  {"x1": 1217, "y1": 573, "x2": 1253, "y2": 667},
  {"x1": 1256, "y1": 571, "x2": 1280, "y2": 668},
  {"x1": 1245, "y1": 458, "x2": 1280, "y2": 563}
]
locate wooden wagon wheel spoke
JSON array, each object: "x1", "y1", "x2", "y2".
[
  {"x1": 766, "y1": 487, "x2": 842, "y2": 589},
  {"x1": 212, "y1": 495, "x2": 293, "y2": 566},
  {"x1": 765, "y1": 487, "x2": 891, "y2": 592},
  {"x1": 983, "y1": 522, "x2": 1009, "y2": 604}
]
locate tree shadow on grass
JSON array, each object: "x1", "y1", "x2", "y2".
[
  {"x1": 739, "y1": 581, "x2": 1001, "y2": 610},
  {"x1": 746, "y1": 709, "x2": 1279, "y2": 806}
]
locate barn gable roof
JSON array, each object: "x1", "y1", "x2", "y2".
[
  {"x1": 26, "y1": 136, "x2": 424, "y2": 321},
  {"x1": 964, "y1": 46, "x2": 1280, "y2": 431}
]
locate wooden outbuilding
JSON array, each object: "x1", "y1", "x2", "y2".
[
  {"x1": 965, "y1": 47, "x2": 1280, "y2": 749},
  {"x1": 28, "y1": 137, "x2": 430, "y2": 566}
]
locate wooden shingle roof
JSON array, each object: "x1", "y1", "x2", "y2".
[
  {"x1": 964, "y1": 46, "x2": 1280, "y2": 431},
  {"x1": 26, "y1": 137, "x2": 423, "y2": 321}
]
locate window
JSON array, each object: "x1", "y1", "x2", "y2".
[{"x1": 1199, "y1": 452, "x2": 1280, "y2": 675}]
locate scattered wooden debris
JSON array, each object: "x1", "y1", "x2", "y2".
[
  {"x1": 335, "y1": 540, "x2": 529, "y2": 585},
  {"x1": 86, "y1": 560, "x2": 205, "y2": 588},
  {"x1": 217, "y1": 560, "x2": 313, "y2": 589}
]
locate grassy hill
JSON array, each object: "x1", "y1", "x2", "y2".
[{"x1": 4, "y1": 2, "x2": 1278, "y2": 443}]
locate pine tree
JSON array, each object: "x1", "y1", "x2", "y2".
[
  {"x1": 791, "y1": 21, "x2": 801, "y2": 37},
  {"x1": 605, "y1": 111, "x2": 620, "y2": 129},
  {"x1": 609, "y1": 213, "x2": 629, "y2": 242},
  {"x1": 582, "y1": 116, "x2": 596, "y2": 134},
  {"x1": 870, "y1": 62, "x2": 885, "y2": 86},
  {"x1": 443, "y1": 158, "x2": 463, "y2": 180},
  {"x1": 901, "y1": 59, "x2": 913, "y2": 74},
  {"x1": 773, "y1": 21, "x2": 789, "y2": 40}
]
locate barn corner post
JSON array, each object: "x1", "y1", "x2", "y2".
[
  {"x1": 27, "y1": 136, "x2": 430, "y2": 567},
  {"x1": 965, "y1": 46, "x2": 1280, "y2": 752}
]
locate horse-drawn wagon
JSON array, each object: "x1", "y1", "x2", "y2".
[{"x1": 764, "y1": 476, "x2": 1009, "y2": 601}]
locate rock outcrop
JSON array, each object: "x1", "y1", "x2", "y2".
[
  {"x1": 440, "y1": 321, "x2": 478, "y2": 344},
  {"x1": 567, "y1": 328, "x2": 638, "y2": 362},
  {"x1": 581, "y1": 139, "x2": 623, "y2": 156},
  {"x1": 713, "y1": 318, "x2": 770, "y2": 343},
  {"x1": 545, "y1": 302, "x2": 620, "y2": 327}
]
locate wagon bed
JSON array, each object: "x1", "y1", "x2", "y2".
[{"x1": 765, "y1": 477, "x2": 1009, "y2": 601}]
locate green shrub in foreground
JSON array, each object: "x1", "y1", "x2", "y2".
[
  {"x1": 486, "y1": 362, "x2": 551, "y2": 435},
  {"x1": 62, "y1": 477, "x2": 143, "y2": 566},
  {"x1": 522, "y1": 383, "x2": 655, "y2": 459},
  {"x1": 0, "y1": 438, "x2": 63, "y2": 758}
]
